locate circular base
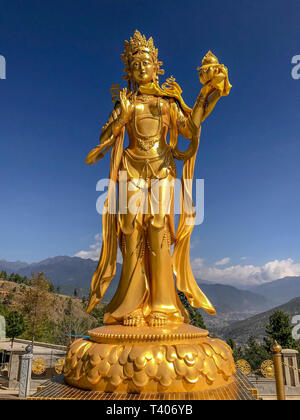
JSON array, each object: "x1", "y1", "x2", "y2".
[
  {"x1": 89, "y1": 323, "x2": 209, "y2": 343},
  {"x1": 64, "y1": 324, "x2": 236, "y2": 394}
]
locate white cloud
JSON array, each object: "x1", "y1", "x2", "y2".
[
  {"x1": 215, "y1": 257, "x2": 230, "y2": 266},
  {"x1": 192, "y1": 258, "x2": 204, "y2": 268},
  {"x1": 74, "y1": 234, "x2": 102, "y2": 261},
  {"x1": 191, "y1": 258, "x2": 300, "y2": 286},
  {"x1": 74, "y1": 233, "x2": 123, "y2": 264}
]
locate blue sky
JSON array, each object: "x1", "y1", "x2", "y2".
[{"x1": 1, "y1": 0, "x2": 300, "y2": 285}]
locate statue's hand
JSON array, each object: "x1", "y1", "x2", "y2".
[
  {"x1": 200, "y1": 83, "x2": 215, "y2": 99},
  {"x1": 119, "y1": 88, "x2": 134, "y2": 123}
]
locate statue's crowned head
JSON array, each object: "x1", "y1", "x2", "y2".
[{"x1": 121, "y1": 30, "x2": 164, "y2": 89}]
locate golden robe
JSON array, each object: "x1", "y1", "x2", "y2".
[{"x1": 86, "y1": 81, "x2": 221, "y2": 321}]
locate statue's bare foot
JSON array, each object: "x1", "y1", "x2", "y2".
[
  {"x1": 123, "y1": 310, "x2": 145, "y2": 327},
  {"x1": 148, "y1": 312, "x2": 168, "y2": 327}
]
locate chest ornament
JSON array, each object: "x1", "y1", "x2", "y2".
[{"x1": 133, "y1": 97, "x2": 162, "y2": 151}]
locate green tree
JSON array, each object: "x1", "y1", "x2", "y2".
[
  {"x1": 244, "y1": 335, "x2": 270, "y2": 371},
  {"x1": 178, "y1": 291, "x2": 206, "y2": 329},
  {"x1": 21, "y1": 272, "x2": 54, "y2": 345},
  {"x1": 8, "y1": 273, "x2": 15, "y2": 282},
  {"x1": 54, "y1": 297, "x2": 98, "y2": 346},
  {"x1": 81, "y1": 296, "x2": 87, "y2": 309},
  {"x1": 5, "y1": 311, "x2": 26, "y2": 348},
  {"x1": 0, "y1": 303, "x2": 9, "y2": 317},
  {"x1": 226, "y1": 338, "x2": 244, "y2": 361},
  {"x1": 34, "y1": 318, "x2": 57, "y2": 344},
  {"x1": 54, "y1": 316, "x2": 96, "y2": 345},
  {"x1": 264, "y1": 310, "x2": 299, "y2": 350},
  {"x1": 3, "y1": 292, "x2": 13, "y2": 305},
  {"x1": 0, "y1": 270, "x2": 31, "y2": 286},
  {"x1": 0, "y1": 270, "x2": 8, "y2": 280},
  {"x1": 64, "y1": 298, "x2": 73, "y2": 316},
  {"x1": 48, "y1": 282, "x2": 55, "y2": 293},
  {"x1": 14, "y1": 274, "x2": 23, "y2": 284},
  {"x1": 90, "y1": 305, "x2": 106, "y2": 327}
]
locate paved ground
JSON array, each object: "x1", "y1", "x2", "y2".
[
  {"x1": 0, "y1": 387, "x2": 36, "y2": 400},
  {"x1": 0, "y1": 389, "x2": 19, "y2": 399},
  {"x1": 261, "y1": 395, "x2": 300, "y2": 400}
]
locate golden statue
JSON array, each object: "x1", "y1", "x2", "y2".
[{"x1": 64, "y1": 31, "x2": 236, "y2": 397}]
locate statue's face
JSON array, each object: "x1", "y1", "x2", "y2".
[{"x1": 130, "y1": 52, "x2": 156, "y2": 86}]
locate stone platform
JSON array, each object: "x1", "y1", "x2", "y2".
[{"x1": 29, "y1": 370, "x2": 256, "y2": 400}]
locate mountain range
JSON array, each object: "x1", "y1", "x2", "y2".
[
  {"x1": 0, "y1": 255, "x2": 287, "y2": 306},
  {"x1": 2, "y1": 256, "x2": 300, "y2": 344},
  {"x1": 2, "y1": 256, "x2": 300, "y2": 299},
  {"x1": 217, "y1": 296, "x2": 300, "y2": 344},
  {"x1": 250, "y1": 276, "x2": 300, "y2": 305},
  {"x1": 0, "y1": 256, "x2": 100, "y2": 296}
]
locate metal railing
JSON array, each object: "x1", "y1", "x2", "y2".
[{"x1": 236, "y1": 342, "x2": 300, "y2": 400}]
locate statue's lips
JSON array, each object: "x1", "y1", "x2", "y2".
[{"x1": 136, "y1": 73, "x2": 150, "y2": 83}]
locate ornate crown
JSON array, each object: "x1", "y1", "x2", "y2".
[
  {"x1": 123, "y1": 30, "x2": 158, "y2": 60},
  {"x1": 201, "y1": 51, "x2": 219, "y2": 66},
  {"x1": 121, "y1": 30, "x2": 164, "y2": 83}
]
